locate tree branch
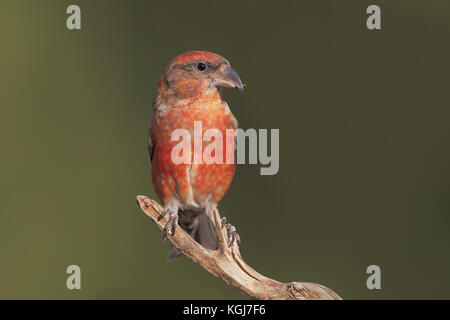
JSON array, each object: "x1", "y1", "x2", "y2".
[{"x1": 136, "y1": 195, "x2": 342, "y2": 300}]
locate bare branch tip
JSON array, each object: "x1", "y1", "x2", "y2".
[{"x1": 136, "y1": 196, "x2": 342, "y2": 300}]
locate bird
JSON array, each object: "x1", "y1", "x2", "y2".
[{"x1": 148, "y1": 51, "x2": 243, "y2": 259}]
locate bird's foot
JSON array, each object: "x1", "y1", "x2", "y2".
[
  {"x1": 158, "y1": 205, "x2": 179, "y2": 241},
  {"x1": 221, "y1": 217, "x2": 241, "y2": 247}
]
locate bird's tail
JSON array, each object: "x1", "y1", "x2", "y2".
[{"x1": 167, "y1": 210, "x2": 218, "y2": 260}]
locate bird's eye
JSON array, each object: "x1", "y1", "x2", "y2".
[{"x1": 197, "y1": 62, "x2": 207, "y2": 71}]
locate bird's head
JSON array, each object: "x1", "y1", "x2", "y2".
[{"x1": 159, "y1": 51, "x2": 243, "y2": 100}]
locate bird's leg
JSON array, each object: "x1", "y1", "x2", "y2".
[
  {"x1": 205, "y1": 201, "x2": 241, "y2": 248},
  {"x1": 205, "y1": 201, "x2": 217, "y2": 227},
  {"x1": 221, "y1": 217, "x2": 241, "y2": 247},
  {"x1": 158, "y1": 202, "x2": 179, "y2": 241}
]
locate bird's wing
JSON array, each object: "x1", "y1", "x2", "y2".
[
  {"x1": 147, "y1": 130, "x2": 154, "y2": 163},
  {"x1": 147, "y1": 108, "x2": 157, "y2": 163},
  {"x1": 148, "y1": 102, "x2": 169, "y2": 162}
]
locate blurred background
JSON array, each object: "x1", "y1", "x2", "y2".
[{"x1": 1, "y1": 0, "x2": 450, "y2": 299}]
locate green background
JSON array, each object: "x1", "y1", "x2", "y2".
[{"x1": 1, "y1": 0, "x2": 450, "y2": 299}]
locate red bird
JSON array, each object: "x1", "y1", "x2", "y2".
[{"x1": 148, "y1": 51, "x2": 243, "y2": 259}]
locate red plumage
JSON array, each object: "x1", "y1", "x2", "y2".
[{"x1": 148, "y1": 51, "x2": 243, "y2": 258}]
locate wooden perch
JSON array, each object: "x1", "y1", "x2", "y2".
[{"x1": 136, "y1": 195, "x2": 342, "y2": 300}]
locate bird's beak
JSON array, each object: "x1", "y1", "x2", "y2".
[{"x1": 214, "y1": 66, "x2": 244, "y2": 92}]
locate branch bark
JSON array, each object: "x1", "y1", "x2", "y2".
[{"x1": 136, "y1": 195, "x2": 342, "y2": 300}]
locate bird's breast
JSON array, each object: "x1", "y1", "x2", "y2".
[{"x1": 151, "y1": 99, "x2": 237, "y2": 206}]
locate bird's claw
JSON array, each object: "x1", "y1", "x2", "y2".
[
  {"x1": 159, "y1": 206, "x2": 179, "y2": 241},
  {"x1": 221, "y1": 217, "x2": 241, "y2": 247},
  {"x1": 221, "y1": 217, "x2": 227, "y2": 229}
]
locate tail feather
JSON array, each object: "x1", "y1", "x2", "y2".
[{"x1": 167, "y1": 210, "x2": 218, "y2": 260}]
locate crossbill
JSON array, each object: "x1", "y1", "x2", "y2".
[{"x1": 148, "y1": 51, "x2": 243, "y2": 259}]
